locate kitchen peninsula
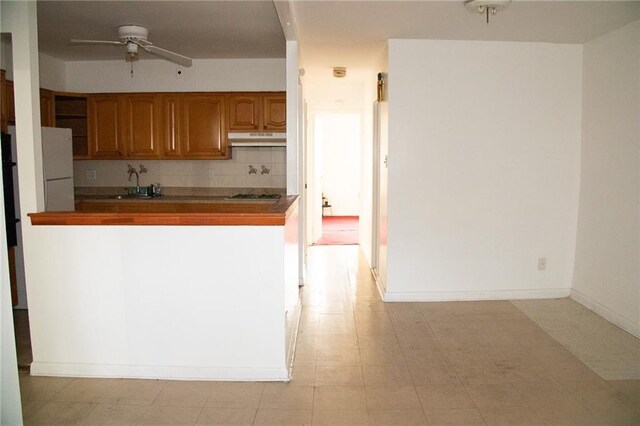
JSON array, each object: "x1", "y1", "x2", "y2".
[{"x1": 26, "y1": 196, "x2": 300, "y2": 381}]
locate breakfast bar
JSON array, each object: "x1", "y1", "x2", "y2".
[
  {"x1": 29, "y1": 196, "x2": 299, "y2": 226},
  {"x1": 25, "y1": 196, "x2": 300, "y2": 381}
]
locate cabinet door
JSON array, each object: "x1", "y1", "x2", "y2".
[
  {"x1": 1, "y1": 70, "x2": 7, "y2": 132},
  {"x1": 160, "y1": 95, "x2": 182, "y2": 157},
  {"x1": 228, "y1": 95, "x2": 260, "y2": 131},
  {"x1": 181, "y1": 94, "x2": 228, "y2": 158},
  {"x1": 122, "y1": 94, "x2": 160, "y2": 158},
  {"x1": 88, "y1": 95, "x2": 124, "y2": 158},
  {"x1": 263, "y1": 94, "x2": 286, "y2": 131},
  {"x1": 5, "y1": 80, "x2": 15, "y2": 125},
  {"x1": 40, "y1": 89, "x2": 55, "y2": 127}
]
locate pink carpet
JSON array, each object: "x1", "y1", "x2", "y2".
[{"x1": 314, "y1": 216, "x2": 359, "y2": 245}]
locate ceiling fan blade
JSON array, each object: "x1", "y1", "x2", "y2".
[
  {"x1": 142, "y1": 45, "x2": 192, "y2": 67},
  {"x1": 70, "y1": 39, "x2": 124, "y2": 46}
]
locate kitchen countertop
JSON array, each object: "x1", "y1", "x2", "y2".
[
  {"x1": 76, "y1": 194, "x2": 281, "y2": 204},
  {"x1": 28, "y1": 195, "x2": 299, "y2": 226}
]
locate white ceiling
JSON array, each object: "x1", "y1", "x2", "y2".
[
  {"x1": 292, "y1": 0, "x2": 640, "y2": 70},
  {"x1": 37, "y1": 1, "x2": 287, "y2": 61},
  {"x1": 34, "y1": 0, "x2": 640, "y2": 81}
]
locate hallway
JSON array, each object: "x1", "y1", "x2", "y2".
[{"x1": 16, "y1": 246, "x2": 640, "y2": 425}]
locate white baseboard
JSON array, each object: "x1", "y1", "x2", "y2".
[
  {"x1": 570, "y1": 289, "x2": 640, "y2": 340},
  {"x1": 30, "y1": 362, "x2": 289, "y2": 382},
  {"x1": 370, "y1": 268, "x2": 387, "y2": 301},
  {"x1": 285, "y1": 300, "x2": 303, "y2": 380},
  {"x1": 383, "y1": 287, "x2": 571, "y2": 302}
]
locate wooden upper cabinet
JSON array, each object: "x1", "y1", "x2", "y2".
[
  {"x1": 181, "y1": 94, "x2": 227, "y2": 159},
  {"x1": 228, "y1": 95, "x2": 260, "y2": 131},
  {"x1": 88, "y1": 95, "x2": 124, "y2": 158},
  {"x1": 160, "y1": 95, "x2": 182, "y2": 157},
  {"x1": 40, "y1": 89, "x2": 55, "y2": 127},
  {"x1": 0, "y1": 70, "x2": 7, "y2": 132},
  {"x1": 263, "y1": 94, "x2": 286, "y2": 131},
  {"x1": 5, "y1": 79, "x2": 15, "y2": 125},
  {"x1": 122, "y1": 94, "x2": 160, "y2": 158}
]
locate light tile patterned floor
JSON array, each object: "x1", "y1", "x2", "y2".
[
  {"x1": 513, "y1": 298, "x2": 640, "y2": 380},
  {"x1": 17, "y1": 246, "x2": 640, "y2": 425}
]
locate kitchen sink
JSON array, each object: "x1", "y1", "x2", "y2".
[
  {"x1": 228, "y1": 193, "x2": 282, "y2": 199},
  {"x1": 110, "y1": 194, "x2": 154, "y2": 200}
]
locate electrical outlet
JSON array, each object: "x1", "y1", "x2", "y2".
[
  {"x1": 538, "y1": 257, "x2": 547, "y2": 271},
  {"x1": 86, "y1": 169, "x2": 97, "y2": 180}
]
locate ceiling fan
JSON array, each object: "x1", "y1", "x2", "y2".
[{"x1": 70, "y1": 25, "x2": 192, "y2": 67}]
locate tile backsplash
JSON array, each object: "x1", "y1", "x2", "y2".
[{"x1": 73, "y1": 147, "x2": 286, "y2": 188}]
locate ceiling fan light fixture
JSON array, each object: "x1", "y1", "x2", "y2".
[{"x1": 125, "y1": 41, "x2": 138, "y2": 61}]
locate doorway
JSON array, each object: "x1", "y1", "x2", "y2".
[{"x1": 310, "y1": 111, "x2": 361, "y2": 246}]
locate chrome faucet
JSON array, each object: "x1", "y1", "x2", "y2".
[{"x1": 127, "y1": 164, "x2": 139, "y2": 187}]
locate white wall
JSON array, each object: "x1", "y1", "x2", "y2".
[
  {"x1": 38, "y1": 52, "x2": 65, "y2": 91},
  {"x1": 74, "y1": 148, "x2": 286, "y2": 189},
  {"x1": 2, "y1": 38, "x2": 67, "y2": 91},
  {"x1": 571, "y1": 20, "x2": 640, "y2": 338},
  {"x1": 384, "y1": 39, "x2": 582, "y2": 301},
  {"x1": 0, "y1": 2, "x2": 32, "y2": 423},
  {"x1": 317, "y1": 112, "x2": 360, "y2": 216},
  {"x1": 27, "y1": 221, "x2": 298, "y2": 381},
  {"x1": 65, "y1": 58, "x2": 285, "y2": 93},
  {"x1": 285, "y1": 41, "x2": 299, "y2": 196}
]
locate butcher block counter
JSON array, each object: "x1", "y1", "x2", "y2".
[{"x1": 28, "y1": 196, "x2": 298, "y2": 226}]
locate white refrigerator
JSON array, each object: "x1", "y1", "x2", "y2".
[
  {"x1": 9, "y1": 126, "x2": 75, "y2": 211},
  {"x1": 42, "y1": 127, "x2": 75, "y2": 211}
]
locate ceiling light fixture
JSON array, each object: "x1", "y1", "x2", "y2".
[
  {"x1": 125, "y1": 42, "x2": 139, "y2": 77},
  {"x1": 465, "y1": 0, "x2": 511, "y2": 24}
]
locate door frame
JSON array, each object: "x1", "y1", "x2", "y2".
[{"x1": 371, "y1": 101, "x2": 381, "y2": 276}]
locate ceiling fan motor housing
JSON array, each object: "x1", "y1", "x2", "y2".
[{"x1": 118, "y1": 25, "x2": 149, "y2": 42}]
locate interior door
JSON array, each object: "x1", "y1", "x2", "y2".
[{"x1": 377, "y1": 102, "x2": 389, "y2": 291}]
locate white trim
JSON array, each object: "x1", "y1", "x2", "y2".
[
  {"x1": 383, "y1": 288, "x2": 570, "y2": 302},
  {"x1": 371, "y1": 267, "x2": 387, "y2": 301},
  {"x1": 570, "y1": 289, "x2": 640, "y2": 340},
  {"x1": 286, "y1": 300, "x2": 303, "y2": 379},
  {"x1": 30, "y1": 362, "x2": 290, "y2": 382}
]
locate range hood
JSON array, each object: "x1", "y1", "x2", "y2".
[{"x1": 228, "y1": 132, "x2": 286, "y2": 147}]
